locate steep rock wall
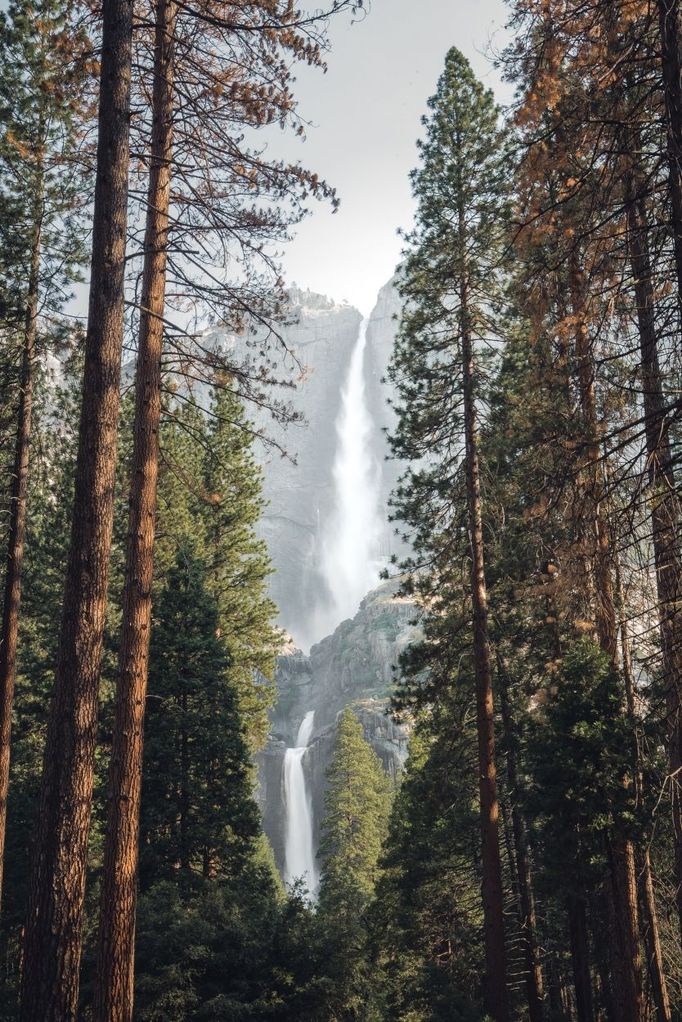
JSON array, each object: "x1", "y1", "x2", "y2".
[{"x1": 257, "y1": 581, "x2": 419, "y2": 878}]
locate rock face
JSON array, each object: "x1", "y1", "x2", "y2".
[
  {"x1": 256, "y1": 581, "x2": 419, "y2": 876},
  {"x1": 254, "y1": 289, "x2": 363, "y2": 646},
  {"x1": 364, "y1": 275, "x2": 405, "y2": 547},
  {"x1": 250, "y1": 278, "x2": 419, "y2": 884},
  {"x1": 253, "y1": 280, "x2": 404, "y2": 650}
]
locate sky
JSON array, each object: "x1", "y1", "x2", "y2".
[
  {"x1": 26, "y1": 0, "x2": 514, "y2": 325},
  {"x1": 274, "y1": 0, "x2": 512, "y2": 315}
]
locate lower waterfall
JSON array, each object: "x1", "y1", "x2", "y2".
[{"x1": 283, "y1": 710, "x2": 317, "y2": 896}]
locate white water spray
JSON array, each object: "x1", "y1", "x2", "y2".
[
  {"x1": 312, "y1": 318, "x2": 383, "y2": 643},
  {"x1": 283, "y1": 711, "x2": 317, "y2": 895}
]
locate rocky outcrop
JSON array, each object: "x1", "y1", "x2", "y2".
[{"x1": 257, "y1": 580, "x2": 420, "y2": 877}]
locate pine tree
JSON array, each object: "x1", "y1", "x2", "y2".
[
  {"x1": 19, "y1": 0, "x2": 134, "y2": 1016},
  {"x1": 372, "y1": 696, "x2": 484, "y2": 1022},
  {"x1": 93, "y1": 4, "x2": 176, "y2": 1013},
  {"x1": 387, "y1": 47, "x2": 512, "y2": 1021},
  {"x1": 138, "y1": 547, "x2": 261, "y2": 887},
  {"x1": 0, "y1": 0, "x2": 89, "y2": 910},
  {"x1": 526, "y1": 640, "x2": 640, "y2": 1021},
  {"x1": 319, "y1": 708, "x2": 392, "y2": 914},
  {"x1": 316, "y1": 707, "x2": 392, "y2": 1020}
]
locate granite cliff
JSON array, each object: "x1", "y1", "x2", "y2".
[
  {"x1": 253, "y1": 280, "x2": 404, "y2": 650},
  {"x1": 251, "y1": 277, "x2": 417, "y2": 884},
  {"x1": 257, "y1": 581, "x2": 419, "y2": 876}
]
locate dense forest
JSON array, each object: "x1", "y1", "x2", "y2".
[{"x1": 1, "y1": 0, "x2": 682, "y2": 1020}]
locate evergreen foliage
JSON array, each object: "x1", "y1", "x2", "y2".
[
  {"x1": 139, "y1": 547, "x2": 261, "y2": 888},
  {"x1": 313, "y1": 708, "x2": 392, "y2": 1021},
  {"x1": 0, "y1": 6, "x2": 682, "y2": 1022},
  {"x1": 371, "y1": 698, "x2": 483, "y2": 1022}
]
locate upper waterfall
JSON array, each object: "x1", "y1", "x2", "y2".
[
  {"x1": 242, "y1": 281, "x2": 404, "y2": 650},
  {"x1": 311, "y1": 318, "x2": 384, "y2": 644}
]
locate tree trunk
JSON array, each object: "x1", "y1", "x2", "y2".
[
  {"x1": 625, "y1": 164, "x2": 682, "y2": 945},
  {"x1": 657, "y1": 0, "x2": 682, "y2": 303},
  {"x1": 19, "y1": 3, "x2": 133, "y2": 1019},
  {"x1": 640, "y1": 851, "x2": 672, "y2": 1022},
  {"x1": 0, "y1": 198, "x2": 41, "y2": 911},
  {"x1": 569, "y1": 254, "x2": 644, "y2": 1022},
  {"x1": 606, "y1": 838, "x2": 645, "y2": 1022},
  {"x1": 497, "y1": 654, "x2": 544, "y2": 1022},
  {"x1": 615, "y1": 539, "x2": 672, "y2": 1022},
  {"x1": 567, "y1": 895, "x2": 594, "y2": 1022},
  {"x1": 93, "y1": 3, "x2": 175, "y2": 1019},
  {"x1": 459, "y1": 258, "x2": 508, "y2": 1020}
]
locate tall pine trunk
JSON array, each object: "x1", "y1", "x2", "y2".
[
  {"x1": 93, "y1": 3, "x2": 175, "y2": 1019},
  {"x1": 459, "y1": 250, "x2": 508, "y2": 1021},
  {"x1": 19, "y1": 2, "x2": 133, "y2": 1018},
  {"x1": 624, "y1": 162, "x2": 682, "y2": 945},
  {"x1": 569, "y1": 255, "x2": 644, "y2": 1022},
  {"x1": 0, "y1": 192, "x2": 42, "y2": 910},
  {"x1": 615, "y1": 534, "x2": 672, "y2": 1022}
]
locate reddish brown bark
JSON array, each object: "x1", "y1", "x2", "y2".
[
  {"x1": 93, "y1": 5, "x2": 176, "y2": 1017},
  {"x1": 19, "y1": 2, "x2": 134, "y2": 1019},
  {"x1": 641, "y1": 852, "x2": 672, "y2": 1022},
  {"x1": 0, "y1": 202, "x2": 41, "y2": 910},
  {"x1": 459, "y1": 243, "x2": 508, "y2": 1018}
]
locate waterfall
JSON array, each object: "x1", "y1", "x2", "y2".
[
  {"x1": 283, "y1": 710, "x2": 317, "y2": 895},
  {"x1": 311, "y1": 317, "x2": 383, "y2": 643}
]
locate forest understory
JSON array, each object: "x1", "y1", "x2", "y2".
[{"x1": 2, "y1": 1, "x2": 682, "y2": 1021}]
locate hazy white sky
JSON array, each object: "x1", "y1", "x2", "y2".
[{"x1": 275, "y1": 0, "x2": 512, "y2": 314}]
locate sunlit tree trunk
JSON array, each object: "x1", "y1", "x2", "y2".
[
  {"x1": 459, "y1": 212, "x2": 508, "y2": 1020},
  {"x1": 19, "y1": 2, "x2": 133, "y2": 1018},
  {"x1": 93, "y1": 2, "x2": 176, "y2": 1019}
]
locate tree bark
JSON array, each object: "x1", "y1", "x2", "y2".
[
  {"x1": 640, "y1": 851, "x2": 672, "y2": 1022},
  {"x1": 606, "y1": 838, "x2": 645, "y2": 1022},
  {"x1": 19, "y1": 2, "x2": 133, "y2": 1019},
  {"x1": 0, "y1": 196, "x2": 41, "y2": 911},
  {"x1": 459, "y1": 244, "x2": 508, "y2": 1020},
  {"x1": 616, "y1": 542, "x2": 672, "y2": 1022},
  {"x1": 93, "y1": 3, "x2": 175, "y2": 1019},
  {"x1": 625, "y1": 164, "x2": 682, "y2": 945}
]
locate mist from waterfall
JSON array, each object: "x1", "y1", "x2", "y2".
[
  {"x1": 310, "y1": 318, "x2": 383, "y2": 646},
  {"x1": 283, "y1": 711, "x2": 317, "y2": 896}
]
